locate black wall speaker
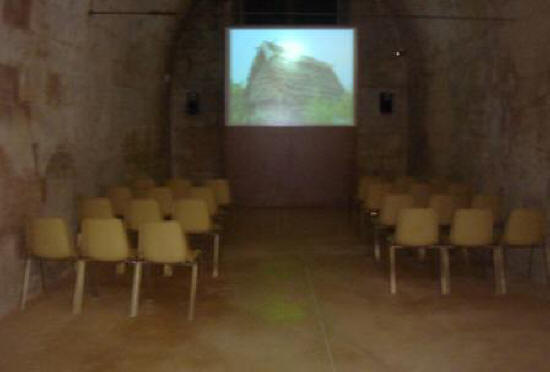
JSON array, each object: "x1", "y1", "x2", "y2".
[
  {"x1": 380, "y1": 92, "x2": 393, "y2": 114},
  {"x1": 186, "y1": 91, "x2": 199, "y2": 115}
]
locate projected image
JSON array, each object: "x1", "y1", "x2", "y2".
[{"x1": 228, "y1": 28, "x2": 355, "y2": 126}]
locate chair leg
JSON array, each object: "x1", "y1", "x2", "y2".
[
  {"x1": 493, "y1": 246, "x2": 507, "y2": 295},
  {"x1": 39, "y1": 261, "x2": 47, "y2": 292},
  {"x1": 461, "y1": 247, "x2": 470, "y2": 267},
  {"x1": 543, "y1": 245, "x2": 550, "y2": 285},
  {"x1": 374, "y1": 228, "x2": 381, "y2": 262},
  {"x1": 163, "y1": 264, "x2": 173, "y2": 277},
  {"x1": 188, "y1": 262, "x2": 198, "y2": 321},
  {"x1": 389, "y1": 246, "x2": 397, "y2": 294},
  {"x1": 213, "y1": 233, "x2": 220, "y2": 278},
  {"x1": 417, "y1": 248, "x2": 426, "y2": 262},
  {"x1": 20, "y1": 258, "x2": 32, "y2": 310},
  {"x1": 440, "y1": 247, "x2": 451, "y2": 295},
  {"x1": 130, "y1": 262, "x2": 143, "y2": 318},
  {"x1": 359, "y1": 210, "x2": 365, "y2": 238},
  {"x1": 116, "y1": 263, "x2": 127, "y2": 275},
  {"x1": 72, "y1": 260, "x2": 86, "y2": 315}
]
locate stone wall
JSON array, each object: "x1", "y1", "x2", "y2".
[
  {"x1": 398, "y1": 0, "x2": 550, "y2": 281},
  {"x1": 170, "y1": 0, "x2": 230, "y2": 179},
  {"x1": 351, "y1": 0, "x2": 409, "y2": 177},
  {"x1": 0, "y1": 0, "x2": 186, "y2": 316}
]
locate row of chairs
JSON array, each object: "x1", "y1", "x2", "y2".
[
  {"x1": 355, "y1": 175, "x2": 546, "y2": 295},
  {"x1": 20, "y1": 218, "x2": 201, "y2": 320},
  {"x1": 20, "y1": 178, "x2": 233, "y2": 321},
  {"x1": 387, "y1": 207, "x2": 545, "y2": 295},
  {"x1": 371, "y1": 192, "x2": 500, "y2": 260},
  {"x1": 358, "y1": 178, "x2": 495, "y2": 216},
  {"x1": 79, "y1": 197, "x2": 221, "y2": 276},
  {"x1": 107, "y1": 178, "x2": 231, "y2": 218}
]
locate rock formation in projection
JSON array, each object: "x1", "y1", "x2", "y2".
[{"x1": 244, "y1": 41, "x2": 346, "y2": 125}]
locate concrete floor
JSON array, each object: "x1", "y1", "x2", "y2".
[{"x1": 1, "y1": 208, "x2": 550, "y2": 371}]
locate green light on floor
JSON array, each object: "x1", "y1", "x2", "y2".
[{"x1": 256, "y1": 296, "x2": 306, "y2": 323}]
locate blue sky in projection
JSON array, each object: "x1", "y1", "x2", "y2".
[{"x1": 230, "y1": 29, "x2": 355, "y2": 91}]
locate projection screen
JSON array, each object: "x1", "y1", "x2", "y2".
[{"x1": 227, "y1": 28, "x2": 356, "y2": 126}]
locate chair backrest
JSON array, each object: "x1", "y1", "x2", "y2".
[
  {"x1": 502, "y1": 208, "x2": 545, "y2": 246},
  {"x1": 379, "y1": 193, "x2": 414, "y2": 226},
  {"x1": 80, "y1": 197, "x2": 113, "y2": 220},
  {"x1": 207, "y1": 179, "x2": 231, "y2": 206},
  {"x1": 365, "y1": 182, "x2": 392, "y2": 210},
  {"x1": 393, "y1": 176, "x2": 414, "y2": 193},
  {"x1": 448, "y1": 182, "x2": 471, "y2": 209},
  {"x1": 429, "y1": 178, "x2": 449, "y2": 193},
  {"x1": 409, "y1": 182, "x2": 432, "y2": 207},
  {"x1": 106, "y1": 186, "x2": 132, "y2": 216},
  {"x1": 124, "y1": 199, "x2": 162, "y2": 231},
  {"x1": 448, "y1": 182, "x2": 470, "y2": 195},
  {"x1": 450, "y1": 209, "x2": 494, "y2": 246},
  {"x1": 471, "y1": 194, "x2": 501, "y2": 223},
  {"x1": 133, "y1": 178, "x2": 156, "y2": 198},
  {"x1": 189, "y1": 186, "x2": 218, "y2": 216},
  {"x1": 81, "y1": 218, "x2": 129, "y2": 261},
  {"x1": 395, "y1": 208, "x2": 439, "y2": 246},
  {"x1": 139, "y1": 221, "x2": 193, "y2": 263},
  {"x1": 147, "y1": 187, "x2": 173, "y2": 217},
  {"x1": 167, "y1": 178, "x2": 191, "y2": 199},
  {"x1": 173, "y1": 198, "x2": 212, "y2": 233},
  {"x1": 28, "y1": 218, "x2": 75, "y2": 259},
  {"x1": 428, "y1": 194, "x2": 456, "y2": 226},
  {"x1": 358, "y1": 176, "x2": 380, "y2": 201}
]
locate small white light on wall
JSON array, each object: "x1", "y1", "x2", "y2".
[{"x1": 393, "y1": 50, "x2": 406, "y2": 57}]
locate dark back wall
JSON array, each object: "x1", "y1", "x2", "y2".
[{"x1": 226, "y1": 127, "x2": 355, "y2": 207}]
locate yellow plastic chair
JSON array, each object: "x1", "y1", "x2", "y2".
[
  {"x1": 107, "y1": 186, "x2": 132, "y2": 217},
  {"x1": 472, "y1": 194, "x2": 502, "y2": 224},
  {"x1": 207, "y1": 179, "x2": 232, "y2": 207},
  {"x1": 73, "y1": 219, "x2": 133, "y2": 315},
  {"x1": 124, "y1": 199, "x2": 163, "y2": 232},
  {"x1": 374, "y1": 193, "x2": 414, "y2": 261},
  {"x1": 133, "y1": 178, "x2": 156, "y2": 198},
  {"x1": 20, "y1": 218, "x2": 78, "y2": 310},
  {"x1": 389, "y1": 208, "x2": 446, "y2": 294},
  {"x1": 393, "y1": 176, "x2": 414, "y2": 193},
  {"x1": 357, "y1": 176, "x2": 380, "y2": 202},
  {"x1": 448, "y1": 182, "x2": 472, "y2": 209},
  {"x1": 167, "y1": 178, "x2": 191, "y2": 199},
  {"x1": 449, "y1": 209, "x2": 505, "y2": 294},
  {"x1": 409, "y1": 182, "x2": 432, "y2": 208},
  {"x1": 147, "y1": 187, "x2": 173, "y2": 218},
  {"x1": 359, "y1": 182, "x2": 391, "y2": 238},
  {"x1": 173, "y1": 199, "x2": 220, "y2": 278},
  {"x1": 80, "y1": 197, "x2": 113, "y2": 221},
  {"x1": 428, "y1": 194, "x2": 457, "y2": 227},
  {"x1": 131, "y1": 221, "x2": 200, "y2": 320},
  {"x1": 429, "y1": 178, "x2": 449, "y2": 193},
  {"x1": 354, "y1": 176, "x2": 379, "y2": 227},
  {"x1": 501, "y1": 208, "x2": 547, "y2": 285},
  {"x1": 365, "y1": 182, "x2": 392, "y2": 213},
  {"x1": 189, "y1": 186, "x2": 218, "y2": 217}
]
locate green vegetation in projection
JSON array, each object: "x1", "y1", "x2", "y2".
[
  {"x1": 229, "y1": 82, "x2": 250, "y2": 124},
  {"x1": 303, "y1": 90, "x2": 353, "y2": 125},
  {"x1": 229, "y1": 41, "x2": 354, "y2": 126}
]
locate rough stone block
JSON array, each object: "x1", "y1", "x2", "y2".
[
  {"x1": 2, "y1": 0, "x2": 32, "y2": 30},
  {"x1": 0, "y1": 64, "x2": 19, "y2": 104}
]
